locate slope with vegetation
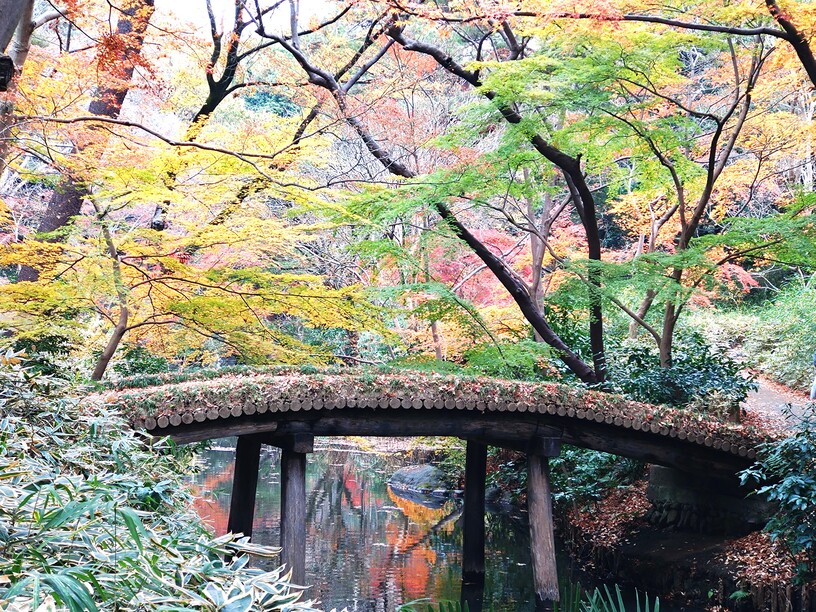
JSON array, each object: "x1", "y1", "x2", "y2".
[{"x1": 0, "y1": 352, "x2": 316, "y2": 611}]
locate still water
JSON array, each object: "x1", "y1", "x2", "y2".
[{"x1": 190, "y1": 439, "x2": 539, "y2": 610}]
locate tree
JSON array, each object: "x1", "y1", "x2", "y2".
[
  {"x1": 245, "y1": 3, "x2": 607, "y2": 382},
  {"x1": 14, "y1": 0, "x2": 155, "y2": 282},
  {"x1": 0, "y1": 1, "x2": 387, "y2": 379},
  {"x1": 0, "y1": 0, "x2": 27, "y2": 51}
]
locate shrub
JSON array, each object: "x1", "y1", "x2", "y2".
[
  {"x1": 740, "y1": 405, "x2": 816, "y2": 583},
  {"x1": 463, "y1": 340, "x2": 559, "y2": 382},
  {"x1": 606, "y1": 333, "x2": 756, "y2": 415},
  {"x1": 111, "y1": 345, "x2": 171, "y2": 377},
  {"x1": 486, "y1": 446, "x2": 642, "y2": 507},
  {"x1": 691, "y1": 280, "x2": 816, "y2": 389},
  {"x1": 0, "y1": 350, "x2": 317, "y2": 610},
  {"x1": 550, "y1": 448, "x2": 643, "y2": 509}
]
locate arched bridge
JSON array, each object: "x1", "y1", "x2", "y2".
[
  {"x1": 92, "y1": 368, "x2": 774, "y2": 606},
  {"x1": 102, "y1": 369, "x2": 765, "y2": 475}
]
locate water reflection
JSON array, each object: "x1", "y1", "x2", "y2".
[{"x1": 190, "y1": 439, "x2": 537, "y2": 610}]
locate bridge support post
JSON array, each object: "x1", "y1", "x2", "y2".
[
  {"x1": 279, "y1": 434, "x2": 312, "y2": 587},
  {"x1": 528, "y1": 435, "x2": 561, "y2": 608},
  {"x1": 227, "y1": 435, "x2": 262, "y2": 539},
  {"x1": 462, "y1": 439, "x2": 487, "y2": 584}
]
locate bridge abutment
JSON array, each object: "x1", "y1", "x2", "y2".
[{"x1": 646, "y1": 465, "x2": 770, "y2": 535}]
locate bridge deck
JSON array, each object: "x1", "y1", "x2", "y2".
[{"x1": 93, "y1": 369, "x2": 774, "y2": 478}]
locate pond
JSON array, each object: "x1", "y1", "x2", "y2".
[{"x1": 190, "y1": 438, "x2": 541, "y2": 610}]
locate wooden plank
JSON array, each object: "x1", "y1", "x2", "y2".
[
  {"x1": 280, "y1": 449, "x2": 307, "y2": 586},
  {"x1": 462, "y1": 440, "x2": 487, "y2": 584},
  {"x1": 227, "y1": 436, "x2": 262, "y2": 539},
  {"x1": 167, "y1": 419, "x2": 278, "y2": 445},
  {"x1": 528, "y1": 454, "x2": 559, "y2": 605}
]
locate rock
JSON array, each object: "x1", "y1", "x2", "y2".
[
  {"x1": 389, "y1": 464, "x2": 447, "y2": 495},
  {"x1": 485, "y1": 484, "x2": 503, "y2": 503}
]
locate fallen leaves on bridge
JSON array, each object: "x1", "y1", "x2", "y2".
[{"x1": 90, "y1": 367, "x2": 780, "y2": 460}]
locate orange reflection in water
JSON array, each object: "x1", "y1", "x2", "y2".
[
  {"x1": 190, "y1": 465, "x2": 234, "y2": 535},
  {"x1": 367, "y1": 486, "x2": 457, "y2": 600},
  {"x1": 188, "y1": 452, "x2": 465, "y2": 607}
]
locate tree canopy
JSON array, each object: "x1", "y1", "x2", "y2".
[{"x1": 0, "y1": 0, "x2": 814, "y2": 388}]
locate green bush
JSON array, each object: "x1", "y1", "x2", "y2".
[
  {"x1": 692, "y1": 281, "x2": 816, "y2": 389},
  {"x1": 463, "y1": 340, "x2": 558, "y2": 382},
  {"x1": 486, "y1": 446, "x2": 641, "y2": 507},
  {"x1": 606, "y1": 333, "x2": 755, "y2": 413},
  {"x1": 550, "y1": 448, "x2": 643, "y2": 508},
  {"x1": 112, "y1": 345, "x2": 172, "y2": 377},
  {"x1": 0, "y1": 350, "x2": 317, "y2": 611},
  {"x1": 740, "y1": 405, "x2": 816, "y2": 583}
]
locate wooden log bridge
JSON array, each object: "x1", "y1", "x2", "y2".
[{"x1": 92, "y1": 369, "x2": 773, "y2": 603}]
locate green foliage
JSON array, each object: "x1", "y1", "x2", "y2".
[
  {"x1": 243, "y1": 91, "x2": 299, "y2": 117},
  {"x1": 486, "y1": 448, "x2": 527, "y2": 500},
  {"x1": 111, "y1": 345, "x2": 171, "y2": 377},
  {"x1": 696, "y1": 279, "x2": 816, "y2": 388},
  {"x1": 554, "y1": 580, "x2": 585, "y2": 612},
  {"x1": 582, "y1": 584, "x2": 659, "y2": 612},
  {"x1": 740, "y1": 405, "x2": 816, "y2": 583},
  {"x1": 485, "y1": 445, "x2": 641, "y2": 506},
  {"x1": 463, "y1": 340, "x2": 557, "y2": 382},
  {"x1": 11, "y1": 333, "x2": 74, "y2": 377},
  {"x1": 606, "y1": 333, "x2": 756, "y2": 411},
  {"x1": 550, "y1": 447, "x2": 643, "y2": 508},
  {"x1": 0, "y1": 351, "x2": 317, "y2": 610}
]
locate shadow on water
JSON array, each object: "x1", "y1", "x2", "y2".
[{"x1": 190, "y1": 439, "x2": 688, "y2": 611}]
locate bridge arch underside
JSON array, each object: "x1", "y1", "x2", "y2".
[{"x1": 151, "y1": 406, "x2": 752, "y2": 479}]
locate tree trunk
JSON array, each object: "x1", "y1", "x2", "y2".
[
  {"x1": 436, "y1": 202, "x2": 598, "y2": 384},
  {"x1": 18, "y1": 0, "x2": 155, "y2": 282},
  {"x1": 91, "y1": 306, "x2": 128, "y2": 381},
  {"x1": 628, "y1": 289, "x2": 657, "y2": 339},
  {"x1": 0, "y1": 0, "x2": 26, "y2": 51},
  {"x1": 659, "y1": 302, "x2": 676, "y2": 368},
  {"x1": 7, "y1": 0, "x2": 34, "y2": 67},
  {"x1": 17, "y1": 179, "x2": 86, "y2": 281}
]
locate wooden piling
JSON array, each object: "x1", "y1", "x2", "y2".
[
  {"x1": 462, "y1": 439, "x2": 487, "y2": 583},
  {"x1": 227, "y1": 435, "x2": 262, "y2": 539},
  {"x1": 460, "y1": 580, "x2": 485, "y2": 612},
  {"x1": 281, "y1": 448, "x2": 307, "y2": 586},
  {"x1": 528, "y1": 436, "x2": 560, "y2": 606}
]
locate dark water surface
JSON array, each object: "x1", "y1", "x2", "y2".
[{"x1": 190, "y1": 439, "x2": 539, "y2": 611}]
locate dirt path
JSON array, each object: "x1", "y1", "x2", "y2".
[{"x1": 741, "y1": 374, "x2": 810, "y2": 431}]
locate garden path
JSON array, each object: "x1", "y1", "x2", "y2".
[{"x1": 742, "y1": 374, "x2": 809, "y2": 430}]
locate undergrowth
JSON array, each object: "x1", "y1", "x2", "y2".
[{"x1": 0, "y1": 349, "x2": 317, "y2": 611}]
